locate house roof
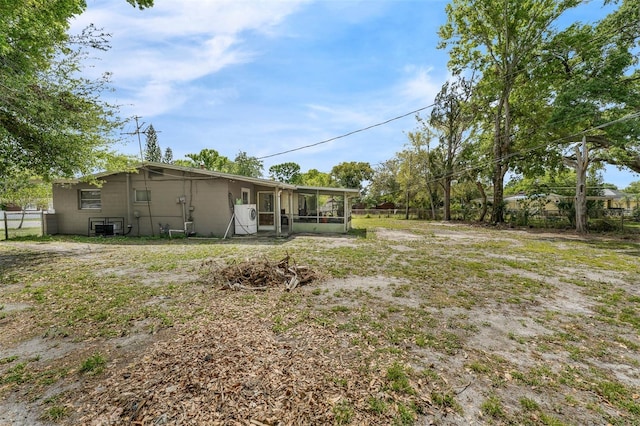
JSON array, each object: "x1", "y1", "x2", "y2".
[
  {"x1": 504, "y1": 193, "x2": 566, "y2": 201},
  {"x1": 296, "y1": 185, "x2": 360, "y2": 195},
  {"x1": 55, "y1": 162, "x2": 360, "y2": 194},
  {"x1": 55, "y1": 162, "x2": 296, "y2": 189}
]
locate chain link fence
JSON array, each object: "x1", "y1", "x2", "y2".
[{"x1": 0, "y1": 211, "x2": 47, "y2": 240}]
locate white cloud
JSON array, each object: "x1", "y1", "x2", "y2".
[
  {"x1": 72, "y1": 0, "x2": 310, "y2": 116},
  {"x1": 399, "y1": 65, "x2": 443, "y2": 104}
]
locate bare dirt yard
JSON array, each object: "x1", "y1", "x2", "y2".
[{"x1": 1, "y1": 218, "x2": 639, "y2": 425}]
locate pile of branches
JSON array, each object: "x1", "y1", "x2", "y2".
[{"x1": 205, "y1": 255, "x2": 320, "y2": 291}]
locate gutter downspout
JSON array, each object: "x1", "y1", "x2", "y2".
[{"x1": 126, "y1": 173, "x2": 132, "y2": 229}]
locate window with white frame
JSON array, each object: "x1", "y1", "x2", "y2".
[
  {"x1": 79, "y1": 189, "x2": 101, "y2": 209},
  {"x1": 241, "y1": 187, "x2": 250, "y2": 204},
  {"x1": 134, "y1": 189, "x2": 151, "y2": 203}
]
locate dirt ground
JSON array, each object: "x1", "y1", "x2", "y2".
[{"x1": 1, "y1": 221, "x2": 639, "y2": 425}]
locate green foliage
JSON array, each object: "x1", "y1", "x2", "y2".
[
  {"x1": 299, "y1": 168, "x2": 334, "y2": 187},
  {"x1": 439, "y1": 0, "x2": 581, "y2": 222},
  {"x1": 184, "y1": 149, "x2": 233, "y2": 172},
  {"x1": 331, "y1": 161, "x2": 374, "y2": 190},
  {"x1": 624, "y1": 181, "x2": 640, "y2": 194},
  {"x1": 269, "y1": 162, "x2": 302, "y2": 184},
  {"x1": 144, "y1": 124, "x2": 161, "y2": 162},
  {"x1": 230, "y1": 151, "x2": 263, "y2": 178},
  {"x1": 0, "y1": 1, "x2": 154, "y2": 182},
  {"x1": 162, "y1": 147, "x2": 173, "y2": 164}
]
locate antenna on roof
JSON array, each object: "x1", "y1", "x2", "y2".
[{"x1": 122, "y1": 116, "x2": 155, "y2": 236}]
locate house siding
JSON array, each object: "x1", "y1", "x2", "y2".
[{"x1": 52, "y1": 164, "x2": 359, "y2": 237}]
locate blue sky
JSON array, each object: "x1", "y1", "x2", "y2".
[{"x1": 73, "y1": 0, "x2": 639, "y2": 189}]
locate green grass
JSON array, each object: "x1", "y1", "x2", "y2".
[{"x1": 79, "y1": 353, "x2": 106, "y2": 375}]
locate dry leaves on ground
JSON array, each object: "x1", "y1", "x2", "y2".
[{"x1": 69, "y1": 294, "x2": 435, "y2": 425}]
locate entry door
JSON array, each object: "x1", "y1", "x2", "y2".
[{"x1": 257, "y1": 192, "x2": 275, "y2": 231}]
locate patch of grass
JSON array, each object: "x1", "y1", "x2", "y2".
[
  {"x1": 520, "y1": 397, "x2": 539, "y2": 411},
  {"x1": 43, "y1": 405, "x2": 67, "y2": 421},
  {"x1": 0, "y1": 355, "x2": 19, "y2": 365},
  {"x1": 466, "y1": 360, "x2": 490, "y2": 374},
  {"x1": 480, "y1": 395, "x2": 505, "y2": 419},
  {"x1": 431, "y1": 391, "x2": 458, "y2": 411},
  {"x1": 385, "y1": 362, "x2": 414, "y2": 395},
  {"x1": 332, "y1": 400, "x2": 354, "y2": 425},
  {"x1": 393, "y1": 402, "x2": 415, "y2": 425},
  {"x1": 79, "y1": 353, "x2": 106, "y2": 375},
  {"x1": 1, "y1": 362, "x2": 30, "y2": 385},
  {"x1": 367, "y1": 396, "x2": 387, "y2": 414}
]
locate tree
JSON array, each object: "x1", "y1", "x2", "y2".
[
  {"x1": 269, "y1": 162, "x2": 302, "y2": 184},
  {"x1": 299, "y1": 169, "x2": 333, "y2": 187},
  {"x1": 0, "y1": 169, "x2": 51, "y2": 228},
  {"x1": 541, "y1": 2, "x2": 640, "y2": 231},
  {"x1": 625, "y1": 181, "x2": 640, "y2": 194},
  {"x1": 0, "y1": 1, "x2": 154, "y2": 182},
  {"x1": 184, "y1": 149, "x2": 233, "y2": 172},
  {"x1": 231, "y1": 151, "x2": 263, "y2": 178},
  {"x1": 144, "y1": 124, "x2": 161, "y2": 162},
  {"x1": 427, "y1": 76, "x2": 475, "y2": 220},
  {"x1": 162, "y1": 147, "x2": 173, "y2": 164},
  {"x1": 439, "y1": 0, "x2": 580, "y2": 223},
  {"x1": 330, "y1": 162, "x2": 374, "y2": 190},
  {"x1": 368, "y1": 159, "x2": 402, "y2": 206}
]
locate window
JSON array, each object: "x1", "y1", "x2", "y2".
[
  {"x1": 79, "y1": 189, "x2": 101, "y2": 209},
  {"x1": 135, "y1": 189, "x2": 151, "y2": 203},
  {"x1": 241, "y1": 188, "x2": 250, "y2": 204}
]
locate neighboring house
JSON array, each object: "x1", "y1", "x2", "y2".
[
  {"x1": 51, "y1": 163, "x2": 359, "y2": 237},
  {"x1": 503, "y1": 193, "x2": 566, "y2": 215},
  {"x1": 503, "y1": 189, "x2": 640, "y2": 216},
  {"x1": 587, "y1": 188, "x2": 640, "y2": 212}
]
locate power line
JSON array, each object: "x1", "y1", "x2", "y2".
[{"x1": 256, "y1": 104, "x2": 436, "y2": 160}]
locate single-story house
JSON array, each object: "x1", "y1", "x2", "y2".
[
  {"x1": 503, "y1": 193, "x2": 566, "y2": 215},
  {"x1": 587, "y1": 188, "x2": 640, "y2": 211},
  {"x1": 51, "y1": 162, "x2": 360, "y2": 237}
]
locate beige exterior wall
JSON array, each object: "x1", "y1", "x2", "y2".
[
  {"x1": 53, "y1": 170, "x2": 250, "y2": 237},
  {"x1": 52, "y1": 166, "x2": 357, "y2": 237}
]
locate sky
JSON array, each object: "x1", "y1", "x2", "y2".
[{"x1": 72, "y1": 0, "x2": 639, "y2": 189}]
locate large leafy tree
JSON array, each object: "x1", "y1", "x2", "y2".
[
  {"x1": 330, "y1": 162, "x2": 374, "y2": 190},
  {"x1": 183, "y1": 149, "x2": 233, "y2": 172},
  {"x1": 299, "y1": 169, "x2": 333, "y2": 187},
  {"x1": 231, "y1": 151, "x2": 263, "y2": 178},
  {"x1": 539, "y1": 1, "x2": 640, "y2": 231},
  {"x1": 427, "y1": 77, "x2": 475, "y2": 220},
  {"x1": 0, "y1": 0, "x2": 153, "y2": 182},
  {"x1": 269, "y1": 162, "x2": 302, "y2": 184},
  {"x1": 439, "y1": 0, "x2": 580, "y2": 223}
]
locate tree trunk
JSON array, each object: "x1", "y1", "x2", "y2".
[
  {"x1": 444, "y1": 176, "x2": 451, "y2": 221},
  {"x1": 17, "y1": 209, "x2": 26, "y2": 229},
  {"x1": 477, "y1": 181, "x2": 488, "y2": 222},
  {"x1": 575, "y1": 137, "x2": 589, "y2": 233},
  {"x1": 426, "y1": 181, "x2": 437, "y2": 220}
]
